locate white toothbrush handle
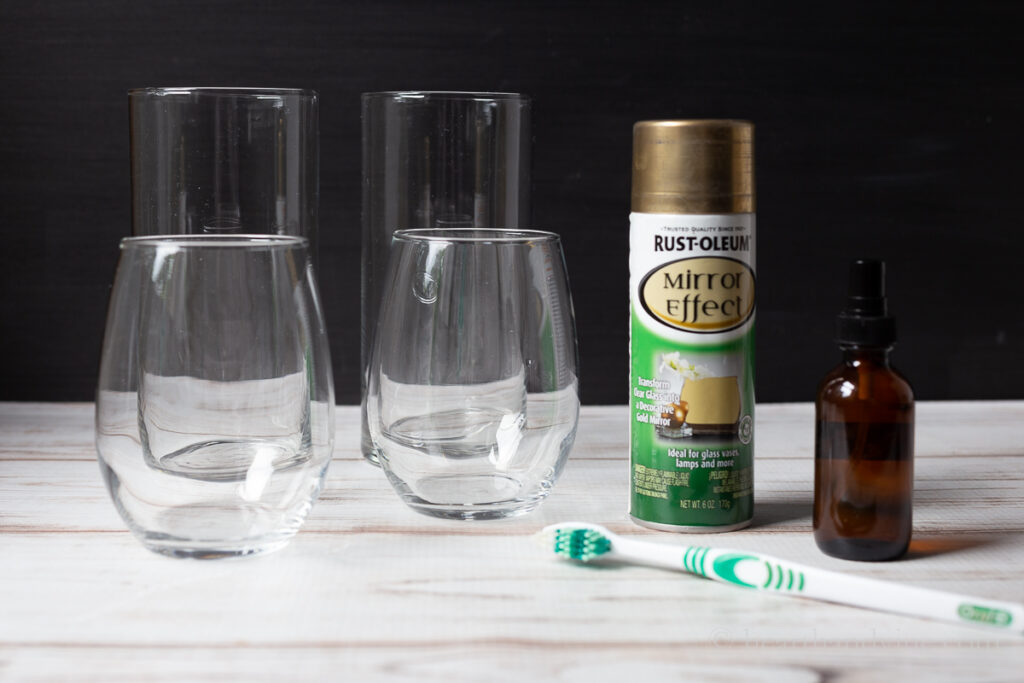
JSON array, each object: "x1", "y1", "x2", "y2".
[{"x1": 613, "y1": 538, "x2": 1023, "y2": 633}]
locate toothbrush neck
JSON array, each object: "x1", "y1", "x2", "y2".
[{"x1": 614, "y1": 535, "x2": 699, "y2": 571}]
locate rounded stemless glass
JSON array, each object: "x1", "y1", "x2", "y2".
[
  {"x1": 367, "y1": 229, "x2": 579, "y2": 520},
  {"x1": 96, "y1": 235, "x2": 334, "y2": 558}
]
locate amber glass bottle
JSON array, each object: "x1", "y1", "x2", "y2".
[{"x1": 814, "y1": 260, "x2": 914, "y2": 561}]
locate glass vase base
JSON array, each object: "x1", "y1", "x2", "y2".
[
  {"x1": 405, "y1": 501, "x2": 541, "y2": 521},
  {"x1": 395, "y1": 474, "x2": 548, "y2": 520},
  {"x1": 138, "y1": 534, "x2": 295, "y2": 560}
]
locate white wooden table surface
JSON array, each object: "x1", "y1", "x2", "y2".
[{"x1": 2, "y1": 401, "x2": 1023, "y2": 681}]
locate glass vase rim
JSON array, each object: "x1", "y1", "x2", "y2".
[
  {"x1": 392, "y1": 228, "x2": 559, "y2": 245},
  {"x1": 120, "y1": 235, "x2": 309, "y2": 250},
  {"x1": 361, "y1": 90, "x2": 529, "y2": 102},
  {"x1": 129, "y1": 87, "x2": 317, "y2": 99}
]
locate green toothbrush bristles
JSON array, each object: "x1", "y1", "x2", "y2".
[{"x1": 551, "y1": 528, "x2": 613, "y2": 562}]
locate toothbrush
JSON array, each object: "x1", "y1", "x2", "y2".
[{"x1": 535, "y1": 522, "x2": 1024, "y2": 634}]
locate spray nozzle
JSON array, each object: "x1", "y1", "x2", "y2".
[
  {"x1": 836, "y1": 259, "x2": 897, "y2": 347},
  {"x1": 845, "y1": 259, "x2": 887, "y2": 317}
]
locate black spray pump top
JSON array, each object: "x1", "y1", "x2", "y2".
[{"x1": 835, "y1": 259, "x2": 897, "y2": 348}]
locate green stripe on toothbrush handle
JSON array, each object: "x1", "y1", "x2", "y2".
[
  {"x1": 711, "y1": 553, "x2": 758, "y2": 588},
  {"x1": 670, "y1": 546, "x2": 810, "y2": 594},
  {"x1": 683, "y1": 547, "x2": 712, "y2": 576},
  {"x1": 708, "y1": 552, "x2": 808, "y2": 593}
]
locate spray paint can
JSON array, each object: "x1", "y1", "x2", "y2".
[{"x1": 629, "y1": 120, "x2": 756, "y2": 532}]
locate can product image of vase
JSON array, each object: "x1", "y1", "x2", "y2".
[{"x1": 629, "y1": 120, "x2": 756, "y2": 532}]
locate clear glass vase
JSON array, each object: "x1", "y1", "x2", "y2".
[
  {"x1": 361, "y1": 92, "x2": 531, "y2": 464},
  {"x1": 130, "y1": 87, "x2": 318, "y2": 250}
]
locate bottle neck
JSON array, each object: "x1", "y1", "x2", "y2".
[{"x1": 840, "y1": 345, "x2": 892, "y2": 367}]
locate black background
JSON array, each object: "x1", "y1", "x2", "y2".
[{"x1": 2, "y1": 1, "x2": 1022, "y2": 404}]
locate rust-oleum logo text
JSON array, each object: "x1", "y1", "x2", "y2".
[
  {"x1": 653, "y1": 234, "x2": 751, "y2": 253},
  {"x1": 640, "y1": 256, "x2": 755, "y2": 333}
]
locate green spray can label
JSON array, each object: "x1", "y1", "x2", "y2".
[{"x1": 629, "y1": 212, "x2": 755, "y2": 531}]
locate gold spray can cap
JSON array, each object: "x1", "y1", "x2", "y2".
[{"x1": 632, "y1": 119, "x2": 754, "y2": 214}]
